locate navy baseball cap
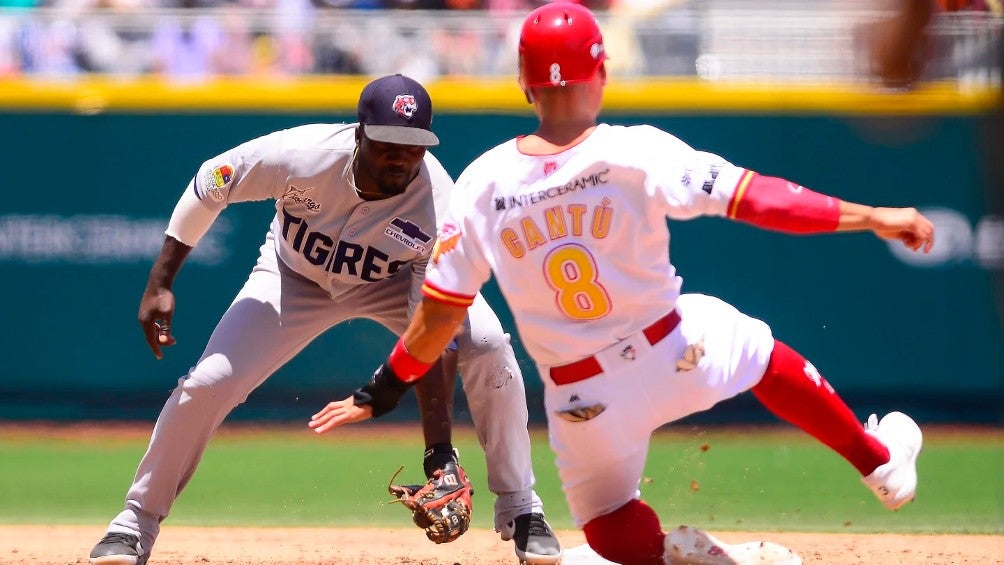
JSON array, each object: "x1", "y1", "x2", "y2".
[{"x1": 357, "y1": 74, "x2": 440, "y2": 147}]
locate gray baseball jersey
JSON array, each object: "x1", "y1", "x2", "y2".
[
  {"x1": 103, "y1": 124, "x2": 543, "y2": 555},
  {"x1": 168, "y1": 123, "x2": 451, "y2": 304}
]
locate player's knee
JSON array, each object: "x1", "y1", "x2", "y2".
[
  {"x1": 459, "y1": 325, "x2": 513, "y2": 357},
  {"x1": 178, "y1": 370, "x2": 246, "y2": 409},
  {"x1": 582, "y1": 499, "x2": 665, "y2": 565},
  {"x1": 457, "y1": 330, "x2": 522, "y2": 388}
]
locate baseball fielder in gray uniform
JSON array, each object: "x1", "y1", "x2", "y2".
[{"x1": 88, "y1": 74, "x2": 561, "y2": 565}]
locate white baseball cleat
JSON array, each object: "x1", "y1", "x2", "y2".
[
  {"x1": 860, "y1": 411, "x2": 923, "y2": 510},
  {"x1": 663, "y1": 526, "x2": 802, "y2": 564},
  {"x1": 560, "y1": 543, "x2": 616, "y2": 564}
]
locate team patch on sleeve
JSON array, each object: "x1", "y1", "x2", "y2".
[
  {"x1": 421, "y1": 280, "x2": 476, "y2": 307},
  {"x1": 202, "y1": 163, "x2": 234, "y2": 202},
  {"x1": 431, "y1": 221, "x2": 462, "y2": 265}
]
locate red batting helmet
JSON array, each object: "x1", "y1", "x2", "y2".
[{"x1": 518, "y1": 1, "x2": 607, "y2": 88}]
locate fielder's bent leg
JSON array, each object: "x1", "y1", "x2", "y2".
[
  {"x1": 96, "y1": 359, "x2": 258, "y2": 563},
  {"x1": 93, "y1": 245, "x2": 344, "y2": 563},
  {"x1": 457, "y1": 293, "x2": 561, "y2": 563}
]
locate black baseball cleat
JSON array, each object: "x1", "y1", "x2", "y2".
[
  {"x1": 89, "y1": 532, "x2": 148, "y2": 565},
  {"x1": 500, "y1": 512, "x2": 563, "y2": 564}
]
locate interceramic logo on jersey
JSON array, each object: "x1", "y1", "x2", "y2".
[{"x1": 494, "y1": 169, "x2": 611, "y2": 212}]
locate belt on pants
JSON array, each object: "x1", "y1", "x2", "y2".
[{"x1": 548, "y1": 309, "x2": 682, "y2": 386}]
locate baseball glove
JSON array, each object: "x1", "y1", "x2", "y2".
[{"x1": 387, "y1": 460, "x2": 474, "y2": 544}]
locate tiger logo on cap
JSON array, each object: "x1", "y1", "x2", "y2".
[{"x1": 392, "y1": 95, "x2": 418, "y2": 119}]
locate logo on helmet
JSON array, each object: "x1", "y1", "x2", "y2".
[
  {"x1": 392, "y1": 95, "x2": 418, "y2": 120},
  {"x1": 590, "y1": 43, "x2": 604, "y2": 60}
]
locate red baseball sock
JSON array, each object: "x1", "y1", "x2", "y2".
[
  {"x1": 583, "y1": 499, "x2": 665, "y2": 565},
  {"x1": 752, "y1": 339, "x2": 890, "y2": 475}
]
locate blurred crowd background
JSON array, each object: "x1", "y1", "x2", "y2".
[
  {"x1": 0, "y1": 0, "x2": 999, "y2": 85},
  {"x1": 1, "y1": 1, "x2": 1001, "y2": 424}
]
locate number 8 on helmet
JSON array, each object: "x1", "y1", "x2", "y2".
[{"x1": 518, "y1": 2, "x2": 608, "y2": 89}]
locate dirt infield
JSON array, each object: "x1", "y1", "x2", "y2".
[
  {"x1": 4, "y1": 524, "x2": 1003, "y2": 564},
  {"x1": 3, "y1": 423, "x2": 1002, "y2": 564}
]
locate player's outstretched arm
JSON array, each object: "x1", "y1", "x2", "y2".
[
  {"x1": 310, "y1": 298, "x2": 468, "y2": 434},
  {"x1": 726, "y1": 172, "x2": 934, "y2": 253},
  {"x1": 836, "y1": 201, "x2": 935, "y2": 253},
  {"x1": 139, "y1": 236, "x2": 192, "y2": 359}
]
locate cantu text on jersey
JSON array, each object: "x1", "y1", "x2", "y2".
[{"x1": 500, "y1": 197, "x2": 613, "y2": 259}]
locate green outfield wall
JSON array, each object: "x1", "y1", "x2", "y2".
[{"x1": 1, "y1": 79, "x2": 1001, "y2": 423}]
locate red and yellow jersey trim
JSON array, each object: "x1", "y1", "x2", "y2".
[
  {"x1": 727, "y1": 169, "x2": 757, "y2": 219},
  {"x1": 422, "y1": 280, "x2": 476, "y2": 307}
]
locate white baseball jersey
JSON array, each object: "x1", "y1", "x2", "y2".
[
  {"x1": 425, "y1": 122, "x2": 777, "y2": 527},
  {"x1": 167, "y1": 123, "x2": 453, "y2": 302},
  {"x1": 425, "y1": 123, "x2": 749, "y2": 367}
]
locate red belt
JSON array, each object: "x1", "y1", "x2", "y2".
[{"x1": 549, "y1": 309, "x2": 681, "y2": 386}]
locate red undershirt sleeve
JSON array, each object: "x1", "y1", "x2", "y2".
[{"x1": 727, "y1": 171, "x2": 841, "y2": 234}]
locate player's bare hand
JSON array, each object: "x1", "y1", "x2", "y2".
[
  {"x1": 309, "y1": 397, "x2": 374, "y2": 434},
  {"x1": 138, "y1": 287, "x2": 177, "y2": 360},
  {"x1": 870, "y1": 207, "x2": 935, "y2": 253}
]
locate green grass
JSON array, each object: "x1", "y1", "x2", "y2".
[{"x1": 1, "y1": 426, "x2": 1001, "y2": 534}]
